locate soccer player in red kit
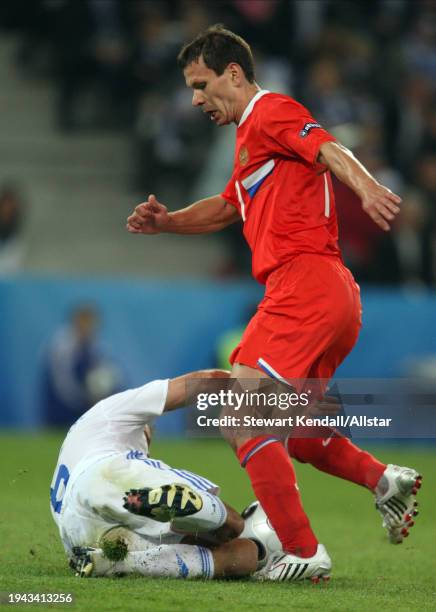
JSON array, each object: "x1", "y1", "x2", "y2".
[{"x1": 126, "y1": 26, "x2": 422, "y2": 581}]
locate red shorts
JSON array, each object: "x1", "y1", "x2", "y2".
[{"x1": 229, "y1": 254, "x2": 362, "y2": 386}]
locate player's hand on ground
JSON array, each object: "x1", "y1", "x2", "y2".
[
  {"x1": 126, "y1": 194, "x2": 170, "y2": 235},
  {"x1": 360, "y1": 183, "x2": 401, "y2": 231}
]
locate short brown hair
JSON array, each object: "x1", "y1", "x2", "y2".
[{"x1": 177, "y1": 24, "x2": 255, "y2": 83}]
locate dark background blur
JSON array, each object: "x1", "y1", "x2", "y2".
[
  {"x1": 1, "y1": 0, "x2": 435, "y2": 283},
  {"x1": 0, "y1": 0, "x2": 435, "y2": 431}
]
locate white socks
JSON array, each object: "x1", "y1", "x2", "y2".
[
  {"x1": 172, "y1": 491, "x2": 227, "y2": 533},
  {"x1": 94, "y1": 544, "x2": 214, "y2": 579}
]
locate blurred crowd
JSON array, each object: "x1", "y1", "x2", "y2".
[
  {"x1": 41, "y1": 303, "x2": 124, "y2": 426},
  {"x1": 1, "y1": 0, "x2": 436, "y2": 287}
]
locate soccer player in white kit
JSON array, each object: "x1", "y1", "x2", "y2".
[{"x1": 50, "y1": 369, "x2": 258, "y2": 579}]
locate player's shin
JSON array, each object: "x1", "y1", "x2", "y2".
[
  {"x1": 237, "y1": 436, "x2": 318, "y2": 558},
  {"x1": 84, "y1": 544, "x2": 215, "y2": 579},
  {"x1": 286, "y1": 430, "x2": 386, "y2": 490},
  {"x1": 128, "y1": 544, "x2": 215, "y2": 579}
]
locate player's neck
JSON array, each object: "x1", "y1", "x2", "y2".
[{"x1": 235, "y1": 83, "x2": 262, "y2": 124}]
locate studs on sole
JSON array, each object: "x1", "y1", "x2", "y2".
[{"x1": 310, "y1": 575, "x2": 330, "y2": 584}]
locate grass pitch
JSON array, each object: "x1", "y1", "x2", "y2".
[{"x1": 0, "y1": 432, "x2": 435, "y2": 611}]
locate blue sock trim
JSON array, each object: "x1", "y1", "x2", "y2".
[
  {"x1": 240, "y1": 436, "x2": 280, "y2": 467},
  {"x1": 198, "y1": 546, "x2": 213, "y2": 579}
]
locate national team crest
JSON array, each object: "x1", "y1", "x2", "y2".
[{"x1": 239, "y1": 146, "x2": 249, "y2": 166}]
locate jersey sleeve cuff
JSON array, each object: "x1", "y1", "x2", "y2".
[
  {"x1": 221, "y1": 193, "x2": 239, "y2": 209},
  {"x1": 311, "y1": 133, "x2": 336, "y2": 172}
]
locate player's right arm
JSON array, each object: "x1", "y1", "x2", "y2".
[
  {"x1": 164, "y1": 369, "x2": 231, "y2": 412},
  {"x1": 126, "y1": 194, "x2": 240, "y2": 235},
  {"x1": 318, "y1": 141, "x2": 402, "y2": 231}
]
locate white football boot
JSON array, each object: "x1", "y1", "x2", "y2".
[
  {"x1": 375, "y1": 464, "x2": 422, "y2": 544},
  {"x1": 253, "y1": 544, "x2": 332, "y2": 583}
]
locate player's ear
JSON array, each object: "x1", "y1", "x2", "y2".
[{"x1": 227, "y1": 63, "x2": 243, "y2": 86}]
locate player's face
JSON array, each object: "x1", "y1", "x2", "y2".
[{"x1": 184, "y1": 57, "x2": 238, "y2": 126}]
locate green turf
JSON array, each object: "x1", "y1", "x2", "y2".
[{"x1": 0, "y1": 432, "x2": 435, "y2": 611}]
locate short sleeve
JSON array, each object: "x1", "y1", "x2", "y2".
[
  {"x1": 103, "y1": 379, "x2": 169, "y2": 424},
  {"x1": 221, "y1": 174, "x2": 239, "y2": 209},
  {"x1": 259, "y1": 98, "x2": 336, "y2": 170}
]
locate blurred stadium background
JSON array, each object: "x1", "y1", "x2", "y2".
[{"x1": 0, "y1": 0, "x2": 435, "y2": 438}]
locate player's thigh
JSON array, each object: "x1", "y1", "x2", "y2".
[
  {"x1": 229, "y1": 306, "x2": 312, "y2": 381},
  {"x1": 70, "y1": 455, "x2": 179, "y2": 516},
  {"x1": 309, "y1": 316, "x2": 361, "y2": 382},
  {"x1": 308, "y1": 278, "x2": 361, "y2": 384},
  {"x1": 60, "y1": 473, "x2": 120, "y2": 550},
  {"x1": 283, "y1": 256, "x2": 361, "y2": 381},
  {"x1": 230, "y1": 297, "x2": 334, "y2": 383},
  {"x1": 230, "y1": 257, "x2": 354, "y2": 381},
  {"x1": 79, "y1": 456, "x2": 223, "y2": 530},
  {"x1": 98, "y1": 454, "x2": 221, "y2": 500}
]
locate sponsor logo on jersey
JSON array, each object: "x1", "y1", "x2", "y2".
[
  {"x1": 239, "y1": 145, "x2": 249, "y2": 166},
  {"x1": 299, "y1": 122, "x2": 321, "y2": 138}
]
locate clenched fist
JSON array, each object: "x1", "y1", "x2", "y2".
[{"x1": 126, "y1": 194, "x2": 170, "y2": 235}]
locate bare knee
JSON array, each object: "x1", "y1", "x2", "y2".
[{"x1": 98, "y1": 526, "x2": 148, "y2": 552}]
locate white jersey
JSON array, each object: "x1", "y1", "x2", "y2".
[
  {"x1": 50, "y1": 379, "x2": 223, "y2": 554},
  {"x1": 50, "y1": 379, "x2": 168, "y2": 526}
]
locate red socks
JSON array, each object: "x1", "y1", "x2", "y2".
[
  {"x1": 286, "y1": 430, "x2": 386, "y2": 490},
  {"x1": 237, "y1": 431, "x2": 386, "y2": 559},
  {"x1": 237, "y1": 436, "x2": 318, "y2": 558}
]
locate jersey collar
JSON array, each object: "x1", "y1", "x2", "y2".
[{"x1": 238, "y1": 89, "x2": 270, "y2": 128}]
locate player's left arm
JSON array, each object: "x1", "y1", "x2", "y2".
[
  {"x1": 318, "y1": 141, "x2": 402, "y2": 231},
  {"x1": 164, "y1": 369, "x2": 231, "y2": 412}
]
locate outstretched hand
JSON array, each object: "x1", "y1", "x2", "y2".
[
  {"x1": 126, "y1": 194, "x2": 170, "y2": 235},
  {"x1": 360, "y1": 183, "x2": 401, "y2": 231}
]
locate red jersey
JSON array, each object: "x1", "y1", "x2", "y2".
[{"x1": 221, "y1": 90, "x2": 341, "y2": 284}]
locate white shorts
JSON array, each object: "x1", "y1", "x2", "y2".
[{"x1": 58, "y1": 453, "x2": 222, "y2": 554}]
